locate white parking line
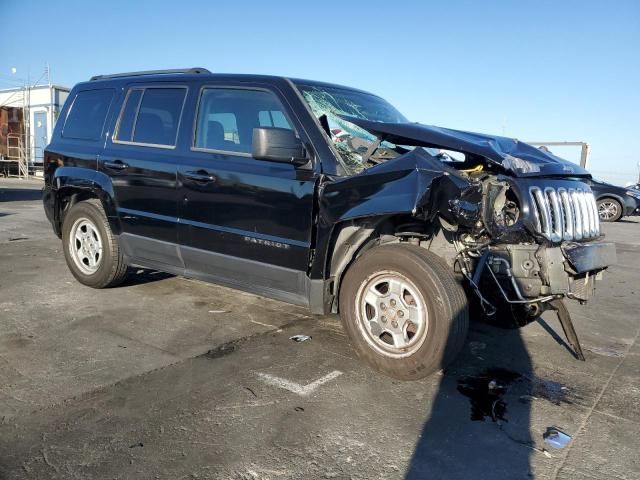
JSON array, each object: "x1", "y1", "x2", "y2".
[{"x1": 256, "y1": 370, "x2": 343, "y2": 396}]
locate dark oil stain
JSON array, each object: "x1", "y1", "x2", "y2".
[
  {"x1": 5, "y1": 334, "x2": 34, "y2": 349},
  {"x1": 531, "y1": 378, "x2": 572, "y2": 405},
  {"x1": 205, "y1": 342, "x2": 238, "y2": 359},
  {"x1": 457, "y1": 368, "x2": 522, "y2": 422},
  {"x1": 204, "y1": 337, "x2": 251, "y2": 360}
]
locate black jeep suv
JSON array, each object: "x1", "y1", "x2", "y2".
[{"x1": 43, "y1": 68, "x2": 616, "y2": 380}]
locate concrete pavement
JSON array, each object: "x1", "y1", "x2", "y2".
[{"x1": 0, "y1": 178, "x2": 638, "y2": 479}]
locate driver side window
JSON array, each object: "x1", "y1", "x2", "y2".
[{"x1": 193, "y1": 88, "x2": 294, "y2": 155}]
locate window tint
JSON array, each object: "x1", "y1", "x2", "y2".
[
  {"x1": 62, "y1": 89, "x2": 114, "y2": 140},
  {"x1": 114, "y1": 87, "x2": 186, "y2": 146},
  {"x1": 194, "y1": 89, "x2": 294, "y2": 154},
  {"x1": 208, "y1": 112, "x2": 239, "y2": 144},
  {"x1": 258, "y1": 110, "x2": 292, "y2": 129},
  {"x1": 133, "y1": 88, "x2": 186, "y2": 146},
  {"x1": 115, "y1": 89, "x2": 143, "y2": 142}
]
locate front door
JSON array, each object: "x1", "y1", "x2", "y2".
[{"x1": 178, "y1": 85, "x2": 317, "y2": 304}]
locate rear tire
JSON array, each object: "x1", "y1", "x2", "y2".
[
  {"x1": 339, "y1": 244, "x2": 469, "y2": 380},
  {"x1": 62, "y1": 199, "x2": 128, "y2": 288},
  {"x1": 597, "y1": 198, "x2": 623, "y2": 222}
]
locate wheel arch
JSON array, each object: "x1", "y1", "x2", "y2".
[
  {"x1": 596, "y1": 193, "x2": 624, "y2": 205},
  {"x1": 323, "y1": 213, "x2": 438, "y2": 313},
  {"x1": 53, "y1": 167, "x2": 120, "y2": 237}
]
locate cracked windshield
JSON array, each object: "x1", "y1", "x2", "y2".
[{"x1": 297, "y1": 84, "x2": 410, "y2": 174}]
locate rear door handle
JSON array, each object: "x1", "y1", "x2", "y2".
[
  {"x1": 104, "y1": 160, "x2": 129, "y2": 170},
  {"x1": 183, "y1": 170, "x2": 217, "y2": 183}
]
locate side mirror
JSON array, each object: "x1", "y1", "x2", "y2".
[{"x1": 252, "y1": 127, "x2": 308, "y2": 165}]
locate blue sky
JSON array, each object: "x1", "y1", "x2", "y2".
[{"x1": 2, "y1": 0, "x2": 639, "y2": 185}]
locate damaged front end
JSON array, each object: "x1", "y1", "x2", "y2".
[
  {"x1": 445, "y1": 174, "x2": 616, "y2": 360},
  {"x1": 317, "y1": 119, "x2": 616, "y2": 362}
]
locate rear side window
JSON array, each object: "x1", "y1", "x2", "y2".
[
  {"x1": 194, "y1": 88, "x2": 294, "y2": 154},
  {"x1": 62, "y1": 89, "x2": 114, "y2": 140},
  {"x1": 115, "y1": 87, "x2": 186, "y2": 147},
  {"x1": 115, "y1": 89, "x2": 143, "y2": 142}
]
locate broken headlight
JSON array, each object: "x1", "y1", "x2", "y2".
[{"x1": 502, "y1": 155, "x2": 541, "y2": 175}]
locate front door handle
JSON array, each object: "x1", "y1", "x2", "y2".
[
  {"x1": 183, "y1": 170, "x2": 217, "y2": 183},
  {"x1": 104, "y1": 160, "x2": 129, "y2": 170}
]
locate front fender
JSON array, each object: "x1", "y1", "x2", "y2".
[{"x1": 310, "y1": 149, "x2": 470, "y2": 282}]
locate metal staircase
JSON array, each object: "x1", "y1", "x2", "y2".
[{"x1": 3, "y1": 133, "x2": 29, "y2": 178}]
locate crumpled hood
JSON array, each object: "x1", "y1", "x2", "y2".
[{"x1": 340, "y1": 115, "x2": 590, "y2": 178}]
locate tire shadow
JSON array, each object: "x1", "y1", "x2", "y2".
[{"x1": 120, "y1": 268, "x2": 174, "y2": 287}]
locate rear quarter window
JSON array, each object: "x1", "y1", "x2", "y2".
[{"x1": 62, "y1": 89, "x2": 115, "y2": 141}]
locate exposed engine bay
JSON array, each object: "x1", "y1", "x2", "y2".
[
  {"x1": 316, "y1": 124, "x2": 616, "y2": 361},
  {"x1": 433, "y1": 169, "x2": 614, "y2": 315},
  {"x1": 303, "y1": 84, "x2": 617, "y2": 361}
]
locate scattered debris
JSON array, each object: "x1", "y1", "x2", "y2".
[
  {"x1": 543, "y1": 427, "x2": 572, "y2": 449},
  {"x1": 208, "y1": 309, "x2": 229, "y2": 314},
  {"x1": 290, "y1": 335, "x2": 312, "y2": 343},
  {"x1": 129, "y1": 442, "x2": 144, "y2": 449},
  {"x1": 8, "y1": 237, "x2": 29, "y2": 242},
  {"x1": 294, "y1": 406, "x2": 304, "y2": 412},
  {"x1": 245, "y1": 386, "x2": 257, "y2": 397}
]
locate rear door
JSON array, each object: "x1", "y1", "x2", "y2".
[
  {"x1": 100, "y1": 84, "x2": 188, "y2": 269},
  {"x1": 177, "y1": 83, "x2": 317, "y2": 305}
]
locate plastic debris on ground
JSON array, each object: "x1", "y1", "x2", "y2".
[
  {"x1": 290, "y1": 335, "x2": 312, "y2": 343},
  {"x1": 543, "y1": 427, "x2": 572, "y2": 449}
]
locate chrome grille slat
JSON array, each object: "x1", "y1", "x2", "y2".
[
  {"x1": 529, "y1": 186, "x2": 599, "y2": 242},
  {"x1": 546, "y1": 188, "x2": 563, "y2": 242},
  {"x1": 589, "y1": 194, "x2": 600, "y2": 236},
  {"x1": 558, "y1": 189, "x2": 574, "y2": 240},
  {"x1": 570, "y1": 190, "x2": 583, "y2": 240}
]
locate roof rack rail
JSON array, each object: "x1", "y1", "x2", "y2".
[{"x1": 90, "y1": 67, "x2": 211, "y2": 81}]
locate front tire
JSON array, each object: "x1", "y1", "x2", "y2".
[
  {"x1": 62, "y1": 199, "x2": 128, "y2": 288},
  {"x1": 339, "y1": 244, "x2": 469, "y2": 380},
  {"x1": 597, "y1": 198, "x2": 623, "y2": 222}
]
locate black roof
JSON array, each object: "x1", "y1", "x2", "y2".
[{"x1": 86, "y1": 68, "x2": 378, "y2": 97}]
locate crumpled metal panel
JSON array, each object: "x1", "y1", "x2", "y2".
[
  {"x1": 339, "y1": 115, "x2": 590, "y2": 178},
  {"x1": 318, "y1": 148, "x2": 467, "y2": 225}
]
